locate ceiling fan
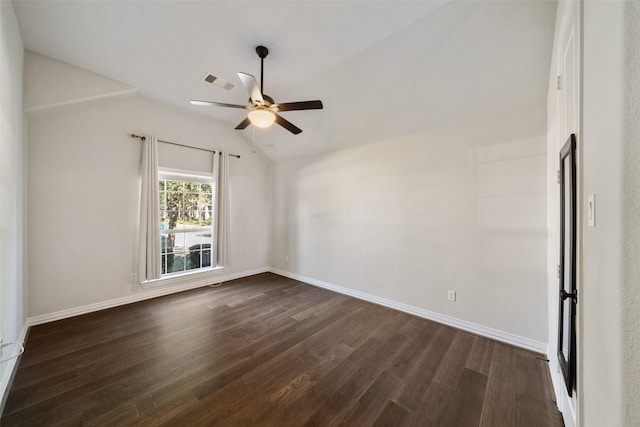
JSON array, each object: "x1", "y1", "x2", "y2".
[{"x1": 190, "y1": 46, "x2": 323, "y2": 135}]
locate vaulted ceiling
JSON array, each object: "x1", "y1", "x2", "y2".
[{"x1": 13, "y1": 0, "x2": 556, "y2": 162}]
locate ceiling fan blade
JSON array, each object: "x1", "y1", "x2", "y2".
[
  {"x1": 190, "y1": 100, "x2": 249, "y2": 109},
  {"x1": 237, "y1": 72, "x2": 264, "y2": 105},
  {"x1": 274, "y1": 100, "x2": 323, "y2": 112},
  {"x1": 235, "y1": 117, "x2": 251, "y2": 130},
  {"x1": 274, "y1": 113, "x2": 302, "y2": 135}
]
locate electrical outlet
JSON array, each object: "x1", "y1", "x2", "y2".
[
  {"x1": 447, "y1": 290, "x2": 456, "y2": 302},
  {"x1": 285, "y1": 256, "x2": 289, "y2": 263},
  {"x1": 130, "y1": 273, "x2": 137, "y2": 283}
]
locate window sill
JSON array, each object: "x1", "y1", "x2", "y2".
[{"x1": 140, "y1": 266, "x2": 224, "y2": 289}]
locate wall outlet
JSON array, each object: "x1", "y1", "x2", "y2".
[
  {"x1": 129, "y1": 273, "x2": 137, "y2": 283},
  {"x1": 285, "y1": 256, "x2": 289, "y2": 263},
  {"x1": 447, "y1": 290, "x2": 456, "y2": 302}
]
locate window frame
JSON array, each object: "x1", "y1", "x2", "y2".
[{"x1": 158, "y1": 168, "x2": 216, "y2": 278}]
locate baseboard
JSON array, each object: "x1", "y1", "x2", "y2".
[
  {"x1": 269, "y1": 268, "x2": 547, "y2": 354},
  {"x1": 25, "y1": 266, "x2": 547, "y2": 354},
  {"x1": 0, "y1": 322, "x2": 29, "y2": 415},
  {"x1": 27, "y1": 267, "x2": 269, "y2": 326}
]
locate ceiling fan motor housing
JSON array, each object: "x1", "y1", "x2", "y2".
[{"x1": 256, "y1": 46, "x2": 269, "y2": 59}]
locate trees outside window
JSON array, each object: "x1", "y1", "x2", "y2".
[{"x1": 159, "y1": 174, "x2": 214, "y2": 275}]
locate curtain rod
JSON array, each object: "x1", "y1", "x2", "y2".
[{"x1": 130, "y1": 134, "x2": 240, "y2": 158}]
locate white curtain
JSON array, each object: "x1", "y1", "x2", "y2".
[
  {"x1": 212, "y1": 151, "x2": 230, "y2": 267},
  {"x1": 138, "y1": 136, "x2": 161, "y2": 281}
]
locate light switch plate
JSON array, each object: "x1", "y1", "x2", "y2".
[{"x1": 588, "y1": 194, "x2": 596, "y2": 227}]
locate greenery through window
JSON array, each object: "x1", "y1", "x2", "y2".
[{"x1": 159, "y1": 173, "x2": 214, "y2": 275}]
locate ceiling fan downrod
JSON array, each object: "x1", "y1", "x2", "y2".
[{"x1": 256, "y1": 46, "x2": 268, "y2": 96}]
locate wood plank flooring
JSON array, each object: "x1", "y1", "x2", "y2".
[{"x1": 1, "y1": 273, "x2": 564, "y2": 426}]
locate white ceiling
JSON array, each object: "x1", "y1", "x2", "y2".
[{"x1": 13, "y1": 0, "x2": 557, "y2": 162}]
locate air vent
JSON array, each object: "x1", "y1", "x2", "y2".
[{"x1": 202, "y1": 73, "x2": 235, "y2": 91}]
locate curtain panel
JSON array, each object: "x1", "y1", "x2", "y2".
[
  {"x1": 212, "y1": 151, "x2": 230, "y2": 267},
  {"x1": 138, "y1": 136, "x2": 161, "y2": 281}
]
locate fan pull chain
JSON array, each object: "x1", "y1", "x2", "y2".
[{"x1": 251, "y1": 125, "x2": 257, "y2": 154}]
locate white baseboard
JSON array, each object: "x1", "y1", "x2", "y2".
[
  {"x1": 25, "y1": 265, "x2": 547, "y2": 354},
  {"x1": 269, "y1": 268, "x2": 547, "y2": 354},
  {"x1": 27, "y1": 267, "x2": 269, "y2": 326},
  {"x1": 0, "y1": 322, "x2": 29, "y2": 413}
]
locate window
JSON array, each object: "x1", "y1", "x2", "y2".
[{"x1": 159, "y1": 172, "x2": 214, "y2": 275}]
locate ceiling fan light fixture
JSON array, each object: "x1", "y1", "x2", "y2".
[
  {"x1": 192, "y1": 46, "x2": 322, "y2": 135},
  {"x1": 248, "y1": 110, "x2": 276, "y2": 128}
]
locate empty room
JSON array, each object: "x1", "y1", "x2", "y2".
[{"x1": 1, "y1": 1, "x2": 638, "y2": 426}]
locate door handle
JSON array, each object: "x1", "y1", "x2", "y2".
[{"x1": 560, "y1": 289, "x2": 577, "y2": 303}]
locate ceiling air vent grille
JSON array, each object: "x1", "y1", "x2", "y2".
[{"x1": 202, "y1": 74, "x2": 235, "y2": 91}]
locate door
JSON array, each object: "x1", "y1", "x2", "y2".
[{"x1": 558, "y1": 133, "x2": 577, "y2": 396}]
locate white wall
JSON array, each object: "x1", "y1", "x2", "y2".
[
  {"x1": 0, "y1": 0, "x2": 27, "y2": 406},
  {"x1": 622, "y1": 2, "x2": 640, "y2": 424},
  {"x1": 580, "y1": 1, "x2": 640, "y2": 425},
  {"x1": 272, "y1": 106, "x2": 548, "y2": 345},
  {"x1": 581, "y1": 2, "x2": 622, "y2": 424},
  {"x1": 25, "y1": 57, "x2": 271, "y2": 317},
  {"x1": 23, "y1": 51, "x2": 135, "y2": 112},
  {"x1": 547, "y1": 1, "x2": 640, "y2": 425}
]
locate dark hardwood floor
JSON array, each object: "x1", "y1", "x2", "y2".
[{"x1": 1, "y1": 273, "x2": 564, "y2": 426}]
